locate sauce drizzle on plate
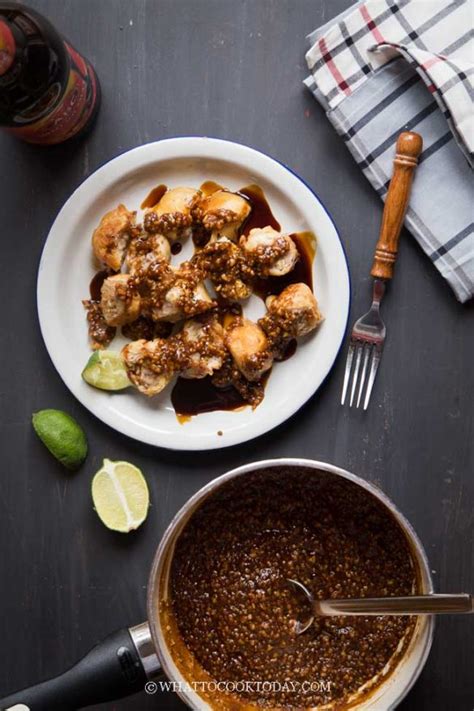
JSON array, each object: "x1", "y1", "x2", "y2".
[
  {"x1": 171, "y1": 376, "x2": 247, "y2": 418},
  {"x1": 238, "y1": 184, "x2": 281, "y2": 235},
  {"x1": 89, "y1": 269, "x2": 111, "y2": 301},
  {"x1": 140, "y1": 183, "x2": 167, "y2": 210}
]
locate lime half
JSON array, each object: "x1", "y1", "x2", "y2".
[
  {"x1": 91, "y1": 459, "x2": 150, "y2": 532},
  {"x1": 82, "y1": 351, "x2": 131, "y2": 391},
  {"x1": 32, "y1": 409, "x2": 88, "y2": 470}
]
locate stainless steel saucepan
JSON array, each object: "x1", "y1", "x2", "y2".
[{"x1": 0, "y1": 459, "x2": 435, "y2": 711}]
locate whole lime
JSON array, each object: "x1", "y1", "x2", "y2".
[{"x1": 32, "y1": 409, "x2": 88, "y2": 470}]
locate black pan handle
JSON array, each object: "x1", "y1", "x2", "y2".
[{"x1": 0, "y1": 626, "x2": 157, "y2": 710}]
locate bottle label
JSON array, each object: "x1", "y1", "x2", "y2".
[
  {"x1": 4, "y1": 41, "x2": 98, "y2": 144},
  {"x1": 0, "y1": 19, "x2": 15, "y2": 76}
]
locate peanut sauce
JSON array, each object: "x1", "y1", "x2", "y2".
[{"x1": 167, "y1": 467, "x2": 419, "y2": 710}]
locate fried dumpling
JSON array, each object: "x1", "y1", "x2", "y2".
[
  {"x1": 194, "y1": 237, "x2": 253, "y2": 301},
  {"x1": 92, "y1": 204, "x2": 136, "y2": 271},
  {"x1": 197, "y1": 190, "x2": 251, "y2": 241},
  {"x1": 100, "y1": 274, "x2": 141, "y2": 327},
  {"x1": 143, "y1": 187, "x2": 201, "y2": 242},
  {"x1": 126, "y1": 233, "x2": 171, "y2": 275},
  {"x1": 261, "y1": 283, "x2": 322, "y2": 339},
  {"x1": 240, "y1": 226, "x2": 298, "y2": 277},
  {"x1": 121, "y1": 339, "x2": 173, "y2": 396},
  {"x1": 180, "y1": 316, "x2": 226, "y2": 379},
  {"x1": 225, "y1": 317, "x2": 273, "y2": 381},
  {"x1": 148, "y1": 265, "x2": 215, "y2": 322}
]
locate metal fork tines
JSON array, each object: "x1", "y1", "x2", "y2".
[
  {"x1": 341, "y1": 279, "x2": 386, "y2": 410},
  {"x1": 340, "y1": 132, "x2": 422, "y2": 410}
]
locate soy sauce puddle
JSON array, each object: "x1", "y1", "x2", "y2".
[
  {"x1": 89, "y1": 269, "x2": 113, "y2": 301},
  {"x1": 238, "y1": 184, "x2": 281, "y2": 235},
  {"x1": 171, "y1": 377, "x2": 247, "y2": 422}
]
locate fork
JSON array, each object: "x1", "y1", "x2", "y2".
[{"x1": 341, "y1": 131, "x2": 423, "y2": 410}]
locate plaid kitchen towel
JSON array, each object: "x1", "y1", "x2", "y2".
[{"x1": 304, "y1": 0, "x2": 474, "y2": 302}]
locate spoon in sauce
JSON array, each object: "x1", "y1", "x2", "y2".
[{"x1": 287, "y1": 579, "x2": 473, "y2": 634}]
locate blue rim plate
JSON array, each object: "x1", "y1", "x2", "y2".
[{"x1": 37, "y1": 137, "x2": 350, "y2": 450}]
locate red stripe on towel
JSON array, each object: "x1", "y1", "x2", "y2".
[
  {"x1": 318, "y1": 37, "x2": 351, "y2": 95},
  {"x1": 360, "y1": 4, "x2": 385, "y2": 44}
]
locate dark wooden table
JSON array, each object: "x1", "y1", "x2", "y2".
[{"x1": 0, "y1": 1, "x2": 472, "y2": 709}]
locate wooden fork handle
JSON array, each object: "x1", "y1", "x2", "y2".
[{"x1": 371, "y1": 131, "x2": 423, "y2": 280}]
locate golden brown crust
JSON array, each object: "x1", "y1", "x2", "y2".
[
  {"x1": 92, "y1": 204, "x2": 136, "y2": 271},
  {"x1": 225, "y1": 318, "x2": 273, "y2": 382}
]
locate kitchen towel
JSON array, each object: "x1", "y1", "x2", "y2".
[{"x1": 305, "y1": 0, "x2": 473, "y2": 302}]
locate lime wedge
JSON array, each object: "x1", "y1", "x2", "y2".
[
  {"x1": 82, "y1": 351, "x2": 131, "y2": 391},
  {"x1": 91, "y1": 459, "x2": 150, "y2": 532},
  {"x1": 32, "y1": 409, "x2": 88, "y2": 470}
]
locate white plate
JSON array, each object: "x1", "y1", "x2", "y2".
[{"x1": 37, "y1": 138, "x2": 350, "y2": 450}]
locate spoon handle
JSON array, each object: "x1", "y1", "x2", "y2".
[{"x1": 317, "y1": 594, "x2": 473, "y2": 616}]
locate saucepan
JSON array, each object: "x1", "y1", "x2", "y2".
[{"x1": 0, "y1": 459, "x2": 434, "y2": 711}]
